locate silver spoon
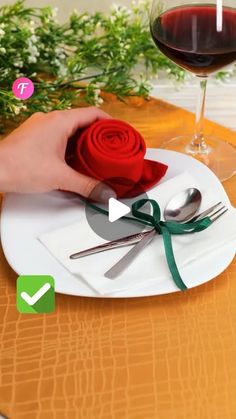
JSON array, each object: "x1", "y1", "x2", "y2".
[
  {"x1": 104, "y1": 188, "x2": 202, "y2": 279},
  {"x1": 164, "y1": 187, "x2": 202, "y2": 222}
]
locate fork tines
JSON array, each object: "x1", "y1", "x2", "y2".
[{"x1": 209, "y1": 206, "x2": 228, "y2": 222}]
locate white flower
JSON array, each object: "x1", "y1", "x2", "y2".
[
  {"x1": 81, "y1": 14, "x2": 89, "y2": 22},
  {"x1": 0, "y1": 28, "x2": 5, "y2": 37},
  {"x1": 0, "y1": 23, "x2": 5, "y2": 28},
  {"x1": 77, "y1": 29, "x2": 84, "y2": 37},
  {"x1": 58, "y1": 53, "x2": 66, "y2": 60},
  {"x1": 110, "y1": 15, "x2": 116, "y2": 23},
  {"x1": 0, "y1": 47, "x2": 6, "y2": 54},
  {"x1": 52, "y1": 7, "x2": 58, "y2": 18},
  {"x1": 12, "y1": 103, "x2": 27, "y2": 115},
  {"x1": 14, "y1": 61, "x2": 23, "y2": 68},
  {"x1": 13, "y1": 106, "x2": 20, "y2": 115},
  {"x1": 95, "y1": 97, "x2": 104, "y2": 106},
  {"x1": 29, "y1": 45, "x2": 38, "y2": 54},
  {"x1": 30, "y1": 35, "x2": 38, "y2": 43},
  {"x1": 93, "y1": 86, "x2": 103, "y2": 106},
  {"x1": 29, "y1": 21, "x2": 35, "y2": 34},
  {"x1": 111, "y1": 4, "x2": 130, "y2": 16},
  {"x1": 53, "y1": 58, "x2": 60, "y2": 66},
  {"x1": 15, "y1": 71, "x2": 22, "y2": 77},
  {"x1": 27, "y1": 37, "x2": 40, "y2": 63},
  {"x1": 2, "y1": 68, "x2": 9, "y2": 76},
  {"x1": 57, "y1": 64, "x2": 67, "y2": 77},
  {"x1": 28, "y1": 56, "x2": 37, "y2": 63},
  {"x1": 55, "y1": 48, "x2": 60, "y2": 54},
  {"x1": 12, "y1": 105, "x2": 21, "y2": 115}
]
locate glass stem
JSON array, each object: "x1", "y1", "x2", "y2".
[{"x1": 190, "y1": 76, "x2": 209, "y2": 153}]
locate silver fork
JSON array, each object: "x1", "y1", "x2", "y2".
[
  {"x1": 104, "y1": 204, "x2": 228, "y2": 280},
  {"x1": 70, "y1": 202, "x2": 225, "y2": 260}
]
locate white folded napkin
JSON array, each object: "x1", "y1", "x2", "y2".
[{"x1": 39, "y1": 172, "x2": 236, "y2": 295}]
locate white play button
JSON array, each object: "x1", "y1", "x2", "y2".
[
  {"x1": 108, "y1": 198, "x2": 131, "y2": 223},
  {"x1": 85, "y1": 177, "x2": 149, "y2": 241}
]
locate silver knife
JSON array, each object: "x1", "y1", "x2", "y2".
[{"x1": 104, "y1": 228, "x2": 156, "y2": 279}]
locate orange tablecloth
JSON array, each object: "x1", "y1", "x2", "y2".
[{"x1": 0, "y1": 96, "x2": 236, "y2": 419}]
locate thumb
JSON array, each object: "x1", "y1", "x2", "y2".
[{"x1": 58, "y1": 165, "x2": 116, "y2": 203}]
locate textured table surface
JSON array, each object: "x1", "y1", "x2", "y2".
[{"x1": 0, "y1": 94, "x2": 236, "y2": 419}]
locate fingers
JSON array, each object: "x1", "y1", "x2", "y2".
[
  {"x1": 58, "y1": 164, "x2": 116, "y2": 203},
  {"x1": 59, "y1": 107, "x2": 112, "y2": 138},
  {"x1": 14, "y1": 107, "x2": 112, "y2": 144}
]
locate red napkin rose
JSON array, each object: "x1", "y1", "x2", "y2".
[{"x1": 70, "y1": 119, "x2": 168, "y2": 198}]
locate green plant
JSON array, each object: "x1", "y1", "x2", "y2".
[{"x1": 0, "y1": 0, "x2": 234, "y2": 131}]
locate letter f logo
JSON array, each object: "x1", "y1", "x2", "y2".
[
  {"x1": 17, "y1": 82, "x2": 29, "y2": 95},
  {"x1": 12, "y1": 77, "x2": 34, "y2": 100}
]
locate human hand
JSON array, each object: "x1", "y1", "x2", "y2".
[{"x1": 0, "y1": 107, "x2": 116, "y2": 201}]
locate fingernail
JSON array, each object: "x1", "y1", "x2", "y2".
[{"x1": 90, "y1": 183, "x2": 117, "y2": 203}]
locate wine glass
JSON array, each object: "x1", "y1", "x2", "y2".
[{"x1": 150, "y1": 0, "x2": 236, "y2": 181}]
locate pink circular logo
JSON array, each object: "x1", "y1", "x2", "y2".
[{"x1": 12, "y1": 77, "x2": 34, "y2": 100}]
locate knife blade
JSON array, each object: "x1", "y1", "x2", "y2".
[{"x1": 104, "y1": 228, "x2": 156, "y2": 280}]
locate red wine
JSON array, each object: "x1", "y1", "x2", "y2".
[{"x1": 151, "y1": 5, "x2": 236, "y2": 76}]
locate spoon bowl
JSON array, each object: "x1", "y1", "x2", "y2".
[{"x1": 164, "y1": 188, "x2": 202, "y2": 222}]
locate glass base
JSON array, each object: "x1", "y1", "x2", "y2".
[{"x1": 161, "y1": 136, "x2": 236, "y2": 182}]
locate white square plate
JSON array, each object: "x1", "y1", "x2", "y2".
[{"x1": 1, "y1": 149, "x2": 235, "y2": 298}]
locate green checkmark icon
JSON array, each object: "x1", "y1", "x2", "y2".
[{"x1": 17, "y1": 275, "x2": 55, "y2": 314}]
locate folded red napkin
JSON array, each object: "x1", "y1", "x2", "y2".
[{"x1": 70, "y1": 119, "x2": 168, "y2": 198}]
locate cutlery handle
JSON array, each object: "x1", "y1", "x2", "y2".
[
  {"x1": 104, "y1": 229, "x2": 156, "y2": 280},
  {"x1": 70, "y1": 231, "x2": 151, "y2": 259}
]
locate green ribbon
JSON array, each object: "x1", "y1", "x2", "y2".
[
  {"x1": 131, "y1": 199, "x2": 212, "y2": 291},
  {"x1": 82, "y1": 198, "x2": 212, "y2": 291}
]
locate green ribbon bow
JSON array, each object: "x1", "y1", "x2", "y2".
[
  {"x1": 83, "y1": 198, "x2": 212, "y2": 291},
  {"x1": 131, "y1": 199, "x2": 212, "y2": 291}
]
